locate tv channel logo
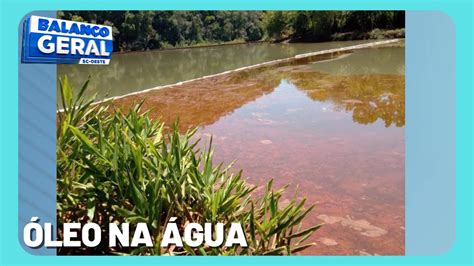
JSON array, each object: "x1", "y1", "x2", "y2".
[{"x1": 21, "y1": 15, "x2": 113, "y2": 64}]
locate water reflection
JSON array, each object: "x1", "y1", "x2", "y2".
[
  {"x1": 286, "y1": 71, "x2": 405, "y2": 127},
  {"x1": 57, "y1": 40, "x2": 375, "y2": 104},
  {"x1": 114, "y1": 47, "x2": 405, "y2": 130}
]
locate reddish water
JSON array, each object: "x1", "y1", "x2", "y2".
[{"x1": 114, "y1": 48, "x2": 405, "y2": 255}]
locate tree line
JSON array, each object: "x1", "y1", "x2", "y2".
[{"x1": 58, "y1": 11, "x2": 405, "y2": 52}]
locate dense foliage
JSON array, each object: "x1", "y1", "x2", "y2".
[
  {"x1": 56, "y1": 76, "x2": 321, "y2": 255},
  {"x1": 58, "y1": 11, "x2": 404, "y2": 51},
  {"x1": 265, "y1": 11, "x2": 405, "y2": 41},
  {"x1": 59, "y1": 11, "x2": 264, "y2": 51}
]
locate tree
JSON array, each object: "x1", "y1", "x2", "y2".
[
  {"x1": 120, "y1": 11, "x2": 156, "y2": 51},
  {"x1": 58, "y1": 11, "x2": 405, "y2": 51},
  {"x1": 263, "y1": 11, "x2": 290, "y2": 40}
]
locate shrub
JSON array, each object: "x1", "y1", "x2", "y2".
[{"x1": 56, "y1": 76, "x2": 321, "y2": 255}]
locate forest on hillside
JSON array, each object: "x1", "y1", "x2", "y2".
[{"x1": 59, "y1": 11, "x2": 405, "y2": 52}]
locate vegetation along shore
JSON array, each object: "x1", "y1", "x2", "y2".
[{"x1": 59, "y1": 11, "x2": 405, "y2": 52}]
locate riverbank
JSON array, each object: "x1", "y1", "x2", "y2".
[
  {"x1": 331, "y1": 28, "x2": 405, "y2": 42},
  {"x1": 113, "y1": 29, "x2": 404, "y2": 55},
  {"x1": 114, "y1": 39, "x2": 265, "y2": 55},
  {"x1": 283, "y1": 28, "x2": 405, "y2": 43}
]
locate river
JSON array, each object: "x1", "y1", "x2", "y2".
[
  {"x1": 58, "y1": 40, "x2": 378, "y2": 103},
  {"x1": 59, "y1": 40, "x2": 405, "y2": 255}
]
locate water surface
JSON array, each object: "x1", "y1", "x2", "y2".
[
  {"x1": 57, "y1": 40, "x2": 376, "y2": 104},
  {"x1": 309, "y1": 46, "x2": 405, "y2": 75},
  {"x1": 112, "y1": 46, "x2": 405, "y2": 255}
]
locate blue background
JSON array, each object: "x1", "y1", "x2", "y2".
[{"x1": 1, "y1": 0, "x2": 473, "y2": 265}]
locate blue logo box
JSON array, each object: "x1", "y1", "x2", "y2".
[{"x1": 21, "y1": 15, "x2": 113, "y2": 64}]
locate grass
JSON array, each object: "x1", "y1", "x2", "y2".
[{"x1": 56, "y1": 76, "x2": 322, "y2": 255}]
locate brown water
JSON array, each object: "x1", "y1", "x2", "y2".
[{"x1": 112, "y1": 46, "x2": 405, "y2": 255}]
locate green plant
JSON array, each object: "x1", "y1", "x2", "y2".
[{"x1": 57, "y1": 76, "x2": 321, "y2": 255}]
